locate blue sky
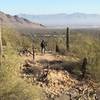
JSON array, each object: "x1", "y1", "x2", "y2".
[{"x1": 0, "y1": 0, "x2": 100, "y2": 15}]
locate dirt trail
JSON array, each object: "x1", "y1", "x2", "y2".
[
  {"x1": 20, "y1": 53, "x2": 98, "y2": 100},
  {"x1": 35, "y1": 53, "x2": 61, "y2": 61},
  {"x1": 22, "y1": 53, "x2": 64, "y2": 62}
]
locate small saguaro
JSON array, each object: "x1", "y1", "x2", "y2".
[
  {"x1": 81, "y1": 57, "x2": 88, "y2": 78},
  {"x1": 55, "y1": 43, "x2": 59, "y2": 53}
]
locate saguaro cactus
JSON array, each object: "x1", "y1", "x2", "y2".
[
  {"x1": 81, "y1": 57, "x2": 88, "y2": 78},
  {"x1": 31, "y1": 33, "x2": 35, "y2": 60},
  {"x1": 32, "y1": 44, "x2": 35, "y2": 60},
  {"x1": 0, "y1": 18, "x2": 3, "y2": 56},
  {"x1": 55, "y1": 43, "x2": 59, "y2": 53},
  {"x1": 66, "y1": 27, "x2": 70, "y2": 51}
]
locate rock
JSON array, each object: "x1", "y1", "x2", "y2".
[{"x1": 55, "y1": 94, "x2": 71, "y2": 100}]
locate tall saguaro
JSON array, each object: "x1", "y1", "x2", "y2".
[
  {"x1": 0, "y1": 18, "x2": 3, "y2": 56},
  {"x1": 32, "y1": 44, "x2": 35, "y2": 60},
  {"x1": 66, "y1": 27, "x2": 70, "y2": 51}
]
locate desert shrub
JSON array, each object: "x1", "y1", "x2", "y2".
[
  {"x1": 0, "y1": 27, "x2": 45, "y2": 100},
  {"x1": 70, "y1": 33, "x2": 100, "y2": 81},
  {"x1": 2, "y1": 27, "x2": 33, "y2": 52}
]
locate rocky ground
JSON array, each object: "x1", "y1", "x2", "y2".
[{"x1": 20, "y1": 53, "x2": 99, "y2": 100}]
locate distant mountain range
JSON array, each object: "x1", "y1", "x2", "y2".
[
  {"x1": 1, "y1": 11, "x2": 100, "y2": 29},
  {"x1": 0, "y1": 11, "x2": 45, "y2": 29},
  {"x1": 19, "y1": 13, "x2": 100, "y2": 28}
]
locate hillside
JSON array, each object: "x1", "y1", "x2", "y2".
[
  {"x1": 1, "y1": 27, "x2": 100, "y2": 100},
  {"x1": 19, "y1": 13, "x2": 100, "y2": 28},
  {"x1": 0, "y1": 11, "x2": 45, "y2": 29}
]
